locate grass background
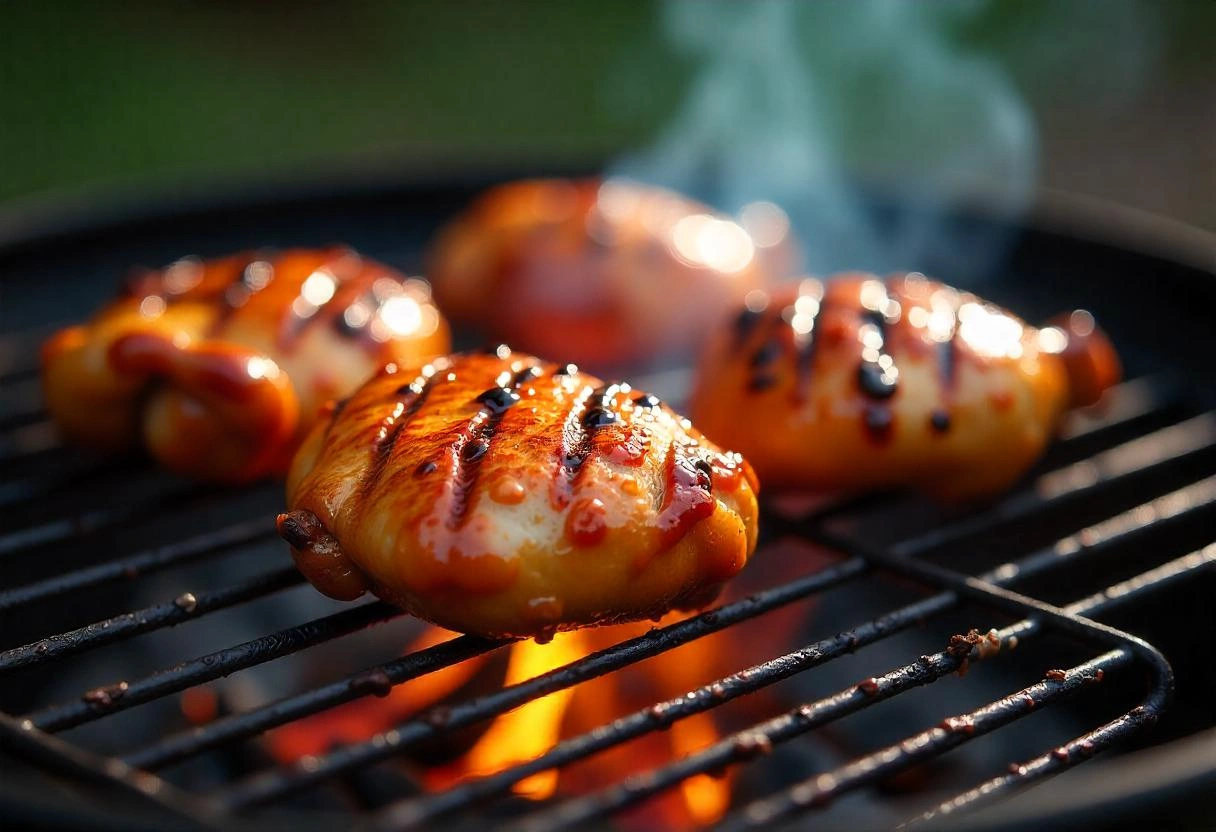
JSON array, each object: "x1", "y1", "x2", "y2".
[{"x1": 0, "y1": 1, "x2": 1212, "y2": 229}]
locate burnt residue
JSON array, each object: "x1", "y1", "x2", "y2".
[
  {"x1": 854, "y1": 282, "x2": 905, "y2": 439},
  {"x1": 475, "y1": 387, "x2": 522, "y2": 414},
  {"x1": 363, "y1": 375, "x2": 441, "y2": 493},
  {"x1": 209, "y1": 256, "x2": 276, "y2": 333},
  {"x1": 856, "y1": 359, "x2": 898, "y2": 399},
  {"x1": 749, "y1": 373, "x2": 778, "y2": 392},
  {"x1": 857, "y1": 327, "x2": 897, "y2": 400},
  {"x1": 938, "y1": 336, "x2": 958, "y2": 392},
  {"x1": 750, "y1": 340, "x2": 782, "y2": 370},
  {"x1": 277, "y1": 509, "x2": 323, "y2": 549},
  {"x1": 82, "y1": 681, "x2": 129, "y2": 708},
  {"x1": 556, "y1": 384, "x2": 620, "y2": 504},
  {"x1": 864, "y1": 405, "x2": 893, "y2": 438},
  {"x1": 793, "y1": 297, "x2": 827, "y2": 399},
  {"x1": 692, "y1": 458, "x2": 715, "y2": 494},
  {"x1": 582, "y1": 404, "x2": 618, "y2": 428},
  {"x1": 733, "y1": 306, "x2": 766, "y2": 345},
  {"x1": 932, "y1": 298, "x2": 961, "y2": 431},
  {"x1": 856, "y1": 281, "x2": 900, "y2": 399},
  {"x1": 446, "y1": 366, "x2": 536, "y2": 527},
  {"x1": 350, "y1": 669, "x2": 393, "y2": 697},
  {"x1": 510, "y1": 365, "x2": 544, "y2": 388}
]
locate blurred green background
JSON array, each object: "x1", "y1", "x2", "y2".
[{"x1": 1, "y1": 0, "x2": 1213, "y2": 230}]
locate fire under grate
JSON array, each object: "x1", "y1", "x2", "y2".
[{"x1": 2, "y1": 331, "x2": 1215, "y2": 831}]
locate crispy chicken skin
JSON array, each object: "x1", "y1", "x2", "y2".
[
  {"x1": 427, "y1": 178, "x2": 779, "y2": 370},
  {"x1": 280, "y1": 348, "x2": 760, "y2": 639},
  {"x1": 690, "y1": 273, "x2": 1121, "y2": 501},
  {"x1": 42, "y1": 248, "x2": 449, "y2": 482}
]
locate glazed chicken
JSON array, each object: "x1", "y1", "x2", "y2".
[
  {"x1": 42, "y1": 248, "x2": 449, "y2": 482},
  {"x1": 427, "y1": 178, "x2": 790, "y2": 370},
  {"x1": 690, "y1": 273, "x2": 1121, "y2": 501},
  {"x1": 279, "y1": 348, "x2": 760, "y2": 639}
]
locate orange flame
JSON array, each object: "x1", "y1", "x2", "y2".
[
  {"x1": 266, "y1": 538, "x2": 833, "y2": 827},
  {"x1": 424, "y1": 630, "x2": 589, "y2": 799},
  {"x1": 267, "y1": 626, "x2": 492, "y2": 762},
  {"x1": 267, "y1": 621, "x2": 732, "y2": 825}
]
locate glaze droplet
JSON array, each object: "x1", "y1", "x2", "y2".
[
  {"x1": 489, "y1": 476, "x2": 527, "y2": 505},
  {"x1": 566, "y1": 497, "x2": 608, "y2": 547}
]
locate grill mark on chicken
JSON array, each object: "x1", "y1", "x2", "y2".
[
  {"x1": 792, "y1": 287, "x2": 827, "y2": 399},
  {"x1": 361, "y1": 372, "x2": 441, "y2": 495},
  {"x1": 554, "y1": 383, "x2": 618, "y2": 508},
  {"x1": 208, "y1": 255, "x2": 277, "y2": 334},
  {"x1": 279, "y1": 254, "x2": 373, "y2": 348},
  {"x1": 119, "y1": 249, "x2": 433, "y2": 359},
  {"x1": 319, "y1": 395, "x2": 352, "y2": 445},
  {"x1": 933, "y1": 296, "x2": 961, "y2": 433},
  {"x1": 444, "y1": 365, "x2": 539, "y2": 528},
  {"x1": 733, "y1": 306, "x2": 766, "y2": 346},
  {"x1": 121, "y1": 253, "x2": 279, "y2": 338}
]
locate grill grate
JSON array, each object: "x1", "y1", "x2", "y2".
[{"x1": 1, "y1": 327, "x2": 1215, "y2": 832}]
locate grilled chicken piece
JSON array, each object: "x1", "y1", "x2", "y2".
[
  {"x1": 427, "y1": 178, "x2": 788, "y2": 370},
  {"x1": 279, "y1": 348, "x2": 760, "y2": 639},
  {"x1": 690, "y1": 273, "x2": 1121, "y2": 501},
  {"x1": 42, "y1": 248, "x2": 449, "y2": 482}
]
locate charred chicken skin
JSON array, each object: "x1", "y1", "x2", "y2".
[
  {"x1": 427, "y1": 178, "x2": 782, "y2": 370},
  {"x1": 279, "y1": 348, "x2": 760, "y2": 639},
  {"x1": 690, "y1": 273, "x2": 1121, "y2": 501},
  {"x1": 42, "y1": 248, "x2": 449, "y2": 482}
]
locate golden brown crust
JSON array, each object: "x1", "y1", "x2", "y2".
[
  {"x1": 282, "y1": 348, "x2": 760, "y2": 639},
  {"x1": 41, "y1": 248, "x2": 450, "y2": 482},
  {"x1": 689, "y1": 273, "x2": 1121, "y2": 502},
  {"x1": 427, "y1": 178, "x2": 780, "y2": 370}
]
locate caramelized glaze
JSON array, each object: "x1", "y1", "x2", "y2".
[
  {"x1": 691, "y1": 272, "x2": 1121, "y2": 501},
  {"x1": 282, "y1": 349, "x2": 760, "y2": 638},
  {"x1": 42, "y1": 248, "x2": 449, "y2": 482}
]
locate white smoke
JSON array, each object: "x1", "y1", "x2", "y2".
[{"x1": 611, "y1": 0, "x2": 1041, "y2": 277}]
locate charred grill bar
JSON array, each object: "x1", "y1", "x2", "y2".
[
  {"x1": 1, "y1": 348, "x2": 1213, "y2": 830},
  {"x1": 2, "y1": 176, "x2": 1215, "y2": 831}
]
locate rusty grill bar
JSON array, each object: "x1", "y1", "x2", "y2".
[{"x1": 1, "y1": 324, "x2": 1214, "y2": 832}]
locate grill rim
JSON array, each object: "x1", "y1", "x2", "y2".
[{"x1": 1, "y1": 171, "x2": 1214, "y2": 832}]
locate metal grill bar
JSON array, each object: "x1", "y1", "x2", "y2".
[
  {"x1": 0, "y1": 484, "x2": 211, "y2": 557},
  {"x1": 0, "y1": 567, "x2": 303, "y2": 671},
  {"x1": 211, "y1": 559, "x2": 869, "y2": 809},
  {"x1": 370, "y1": 486, "x2": 1214, "y2": 830},
  {"x1": 0, "y1": 712, "x2": 209, "y2": 826},
  {"x1": 0, "y1": 458, "x2": 164, "y2": 511},
  {"x1": 201, "y1": 429, "x2": 1212, "y2": 810},
  {"x1": 888, "y1": 413, "x2": 1216, "y2": 557},
  {"x1": 26, "y1": 601, "x2": 402, "y2": 732},
  {"x1": 718, "y1": 653, "x2": 1129, "y2": 832},
  {"x1": 0, "y1": 373, "x2": 41, "y2": 415},
  {"x1": 0, "y1": 361, "x2": 1208, "y2": 831},
  {"x1": 0, "y1": 518, "x2": 276, "y2": 613},
  {"x1": 565, "y1": 546, "x2": 1211, "y2": 832},
  {"x1": 122, "y1": 634, "x2": 513, "y2": 771},
  {"x1": 0, "y1": 420, "x2": 59, "y2": 461},
  {"x1": 0, "y1": 408, "x2": 45, "y2": 434}
]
